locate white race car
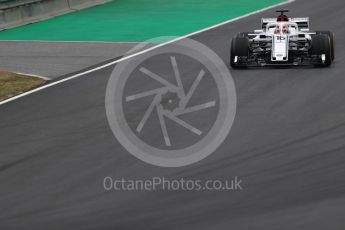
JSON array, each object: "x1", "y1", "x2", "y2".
[{"x1": 230, "y1": 10, "x2": 335, "y2": 68}]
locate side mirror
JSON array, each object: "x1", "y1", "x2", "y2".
[
  {"x1": 254, "y1": 29, "x2": 264, "y2": 33},
  {"x1": 300, "y1": 28, "x2": 309, "y2": 32}
]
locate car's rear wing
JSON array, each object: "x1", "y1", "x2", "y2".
[{"x1": 261, "y1": 17, "x2": 309, "y2": 29}]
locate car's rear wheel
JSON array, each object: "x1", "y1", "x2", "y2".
[
  {"x1": 310, "y1": 34, "x2": 332, "y2": 67},
  {"x1": 315, "y1": 31, "x2": 335, "y2": 61},
  {"x1": 230, "y1": 35, "x2": 249, "y2": 69}
]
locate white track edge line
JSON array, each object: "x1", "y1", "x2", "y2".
[{"x1": 0, "y1": 0, "x2": 295, "y2": 106}]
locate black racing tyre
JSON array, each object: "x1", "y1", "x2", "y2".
[
  {"x1": 237, "y1": 32, "x2": 250, "y2": 37},
  {"x1": 310, "y1": 34, "x2": 332, "y2": 67},
  {"x1": 230, "y1": 35, "x2": 249, "y2": 68},
  {"x1": 315, "y1": 31, "x2": 335, "y2": 61},
  {"x1": 238, "y1": 32, "x2": 256, "y2": 39}
]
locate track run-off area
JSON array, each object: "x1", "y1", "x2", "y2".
[{"x1": 0, "y1": 0, "x2": 284, "y2": 42}]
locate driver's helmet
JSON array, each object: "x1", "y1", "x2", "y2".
[{"x1": 277, "y1": 14, "x2": 289, "y2": 22}]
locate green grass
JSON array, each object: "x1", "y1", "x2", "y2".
[
  {"x1": 0, "y1": 0, "x2": 285, "y2": 42},
  {"x1": 0, "y1": 71, "x2": 46, "y2": 101}
]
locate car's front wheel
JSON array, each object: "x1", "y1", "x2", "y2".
[
  {"x1": 310, "y1": 34, "x2": 332, "y2": 67},
  {"x1": 230, "y1": 35, "x2": 249, "y2": 69},
  {"x1": 315, "y1": 31, "x2": 335, "y2": 61}
]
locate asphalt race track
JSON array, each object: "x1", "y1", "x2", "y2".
[
  {"x1": 1, "y1": 0, "x2": 345, "y2": 229},
  {"x1": 0, "y1": 41, "x2": 138, "y2": 79}
]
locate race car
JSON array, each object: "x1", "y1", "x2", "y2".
[{"x1": 230, "y1": 10, "x2": 335, "y2": 68}]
